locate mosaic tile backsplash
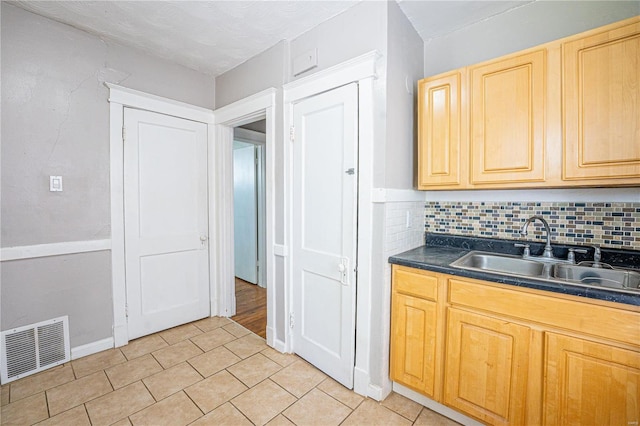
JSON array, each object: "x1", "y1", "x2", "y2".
[{"x1": 425, "y1": 202, "x2": 640, "y2": 249}]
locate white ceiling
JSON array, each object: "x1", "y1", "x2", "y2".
[
  {"x1": 398, "y1": 0, "x2": 534, "y2": 41},
  {"x1": 10, "y1": 0, "x2": 534, "y2": 77}
]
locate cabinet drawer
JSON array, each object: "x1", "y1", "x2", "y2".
[
  {"x1": 448, "y1": 277, "x2": 640, "y2": 347},
  {"x1": 393, "y1": 266, "x2": 439, "y2": 301}
]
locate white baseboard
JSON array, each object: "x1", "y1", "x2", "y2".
[
  {"x1": 266, "y1": 326, "x2": 275, "y2": 347},
  {"x1": 367, "y1": 381, "x2": 393, "y2": 401},
  {"x1": 113, "y1": 324, "x2": 129, "y2": 348},
  {"x1": 71, "y1": 337, "x2": 114, "y2": 360},
  {"x1": 353, "y1": 366, "x2": 370, "y2": 397},
  {"x1": 392, "y1": 382, "x2": 483, "y2": 426},
  {"x1": 270, "y1": 336, "x2": 288, "y2": 353}
]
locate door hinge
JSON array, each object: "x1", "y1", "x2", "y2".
[
  {"x1": 125, "y1": 303, "x2": 129, "y2": 318},
  {"x1": 289, "y1": 126, "x2": 295, "y2": 142},
  {"x1": 289, "y1": 312, "x2": 295, "y2": 329},
  {"x1": 122, "y1": 126, "x2": 126, "y2": 141}
]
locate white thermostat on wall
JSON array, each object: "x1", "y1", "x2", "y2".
[{"x1": 49, "y1": 176, "x2": 63, "y2": 192}]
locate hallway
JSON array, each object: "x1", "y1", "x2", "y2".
[{"x1": 231, "y1": 278, "x2": 267, "y2": 338}]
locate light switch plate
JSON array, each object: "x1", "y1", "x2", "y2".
[{"x1": 50, "y1": 176, "x2": 63, "y2": 192}]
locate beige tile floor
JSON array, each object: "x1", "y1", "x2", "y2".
[{"x1": 1, "y1": 317, "x2": 459, "y2": 426}]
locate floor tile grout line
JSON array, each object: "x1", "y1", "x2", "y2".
[
  {"x1": 226, "y1": 399, "x2": 258, "y2": 426},
  {"x1": 107, "y1": 379, "x2": 157, "y2": 426},
  {"x1": 81, "y1": 403, "x2": 91, "y2": 425},
  {"x1": 312, "y1": 380, "x2": 360, "y2": 413},
  {"x1": 44, "y1": 370, "x2": 115, "y2": 420},
  {"x1": 181, "y1": 388, "x2": 206, "y2": 418},
  {"x1": 44, "y1": 388, "x2": 51, "y2": 420}
]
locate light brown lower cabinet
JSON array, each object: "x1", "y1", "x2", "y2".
[
  {"x1": 390, "y1": 267, "x2": 440, "y2": 399},
  {"x1": 444, "y1": 308, "x2": 532, "y2": 425},
  {"x1": 543, "y1": 333, "x2": 640, "y2": 426},
  {"x1": 390, "y1": 265, "x2": 640, "y2": 426}
]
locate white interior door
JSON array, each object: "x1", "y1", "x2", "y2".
[
  {"x1": 292, "y1": 83, "x2": 358, "y2": 388},
  {"x1": 233, "y1": 142, "x2": 258, "y2": 284},
  {"x1": 124, "y1": 108, "x2": 209, "y2": 340}
]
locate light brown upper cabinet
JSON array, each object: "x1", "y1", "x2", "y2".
[
  {"x1": 469, "y1": 50, "x2": 547, "y2": 184},
  {"x1": 562, "y1": 19, "x2": 640, "y2": 182},
  {"x1": 417, "y1": 15, "x2": 640, "y2": 189},
  {"x1": 417, "y1": 71, "x2": 466, "y2": 189}
]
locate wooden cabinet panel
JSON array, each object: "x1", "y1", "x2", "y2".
[
  {"x1": 417, "y1": 71, "x2": 466, "y2": 188},
  {"x1": 390, "y1": 265, "x2": 640, "y2": 425},
  {"x1": 448, "y1": 277, "x2": 640, "y2": 347},
  {"x1": 563, "y1": 19, "x2": 640, "y2": 181},
  {"x1": 444, "y1": 308, "x2": 531, "y2": 425},
  {"x1": 390, "y1": 291, "x2": 438, "y2": 397},
  {"x1": 544, "y1": 332, "x2": 640, "y2": 426},
  {"x1": 393, "y1": 267, "x2": 438, "y2": 301},
  {"x1": 469, "y1": 50, "x2": 547, "y2": 184}
]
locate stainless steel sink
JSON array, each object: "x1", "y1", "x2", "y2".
[
  {"x1": 553, "y1": 264, "x2": 640, "y2": 291},
  {"x1": 451, "y1": 252, "x2": 546, "y2": 277},
  {"x1": 450, "y1": 251, "x2": 640, "y2": 294}
]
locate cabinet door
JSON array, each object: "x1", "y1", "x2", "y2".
[
  {"x1": 469, "y1": 50, "x2": 547, "y2": 184},
  {"x1": 390, "y1": 292, "x2": 438, "y2": 397},
  {"x1": 563, "y1": 20, "x2": 640, "y2": 181},
  {"x1": 444, "y1": 308, "x2": 532, "y2": 426},
  {"x1": 417, "y1": 71, "x2": 466, "y2": 188},
  {"x1": 544, "y1": 332, "x2": 640, "y2": 426}
]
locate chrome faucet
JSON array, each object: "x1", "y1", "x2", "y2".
[
  {"x1": 520, "y1": 215, "x2": 554, "y2": 258},
  {"x1": 592, "y1": 245, "x2": 602, "y2": 268}
]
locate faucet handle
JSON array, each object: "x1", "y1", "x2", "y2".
[
  {"x1": 591, "y1": 245, "x2": 602, "y2": 264},
  {"x1": 514, "y1": 243, "x2": 530, "y2": 257},
  {"x1": 567, "y1": 247, "x2": 588, "y2": 263}
]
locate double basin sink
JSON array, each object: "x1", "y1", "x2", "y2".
[{"x1": 450, "y1": 251, "x2": 640, "y2": 294}]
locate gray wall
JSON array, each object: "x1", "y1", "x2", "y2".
[
  {"x1": 368, "y1": 0, "x2": 424, "y2": 393},
  {"x1": 215, "y1": 41, "x2": 285, "y2": 110},
  {"x1": 424, "y1": 0, "x2": 640, "y2": 76},
  {"x1": 239, "y1": 120, "x2": 267, "y2": 134},
  {"x1": 385, "y1": 1, "x2": 423, "y2": 189},
  {"x1": 289, "y1": 1, "x2": 387, "y2": 80},
  {"x1": 1, "y1": 4, "x2": 215, "y2": 347},
  {"x1": 1, "y1": 252, "x2": 113, "y2": 347}
]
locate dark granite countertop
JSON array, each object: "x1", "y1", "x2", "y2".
[{"x1": 389, "y1": 234, "x2": 640, "y2": 307}]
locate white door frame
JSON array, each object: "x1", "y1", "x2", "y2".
[
  {"x1": 211, "y1": 89, "x2": 277, "y2": 346},
  {"x1": 283, "y1": 51, "x2": 380, "y2": 397},
  {"x1": 107, "y1": 84, "x2": 215, "y2": 347}
]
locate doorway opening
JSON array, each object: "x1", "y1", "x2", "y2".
[{"x1": 231, "y1": 121, "x2": 267, "y2": 338}]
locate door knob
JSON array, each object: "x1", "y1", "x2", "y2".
[
  {"x1": 338, "y1": 258, "x2": 349, "y2": 286},
  {"x1": 200, "y1": 236, "x2": 208, "y2": 242}
]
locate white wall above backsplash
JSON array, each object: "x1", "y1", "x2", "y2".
[{"x1": 423, "y1": 188, "x2": 640, "y2": 203}]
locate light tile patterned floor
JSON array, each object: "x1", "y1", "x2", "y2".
[{"x1": 1, "y1": 317, "x2": 459, "y2": 425}]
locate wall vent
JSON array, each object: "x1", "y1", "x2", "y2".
[{"x1": 1, "y1": 316, "x2": 70, "y2": 384}]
